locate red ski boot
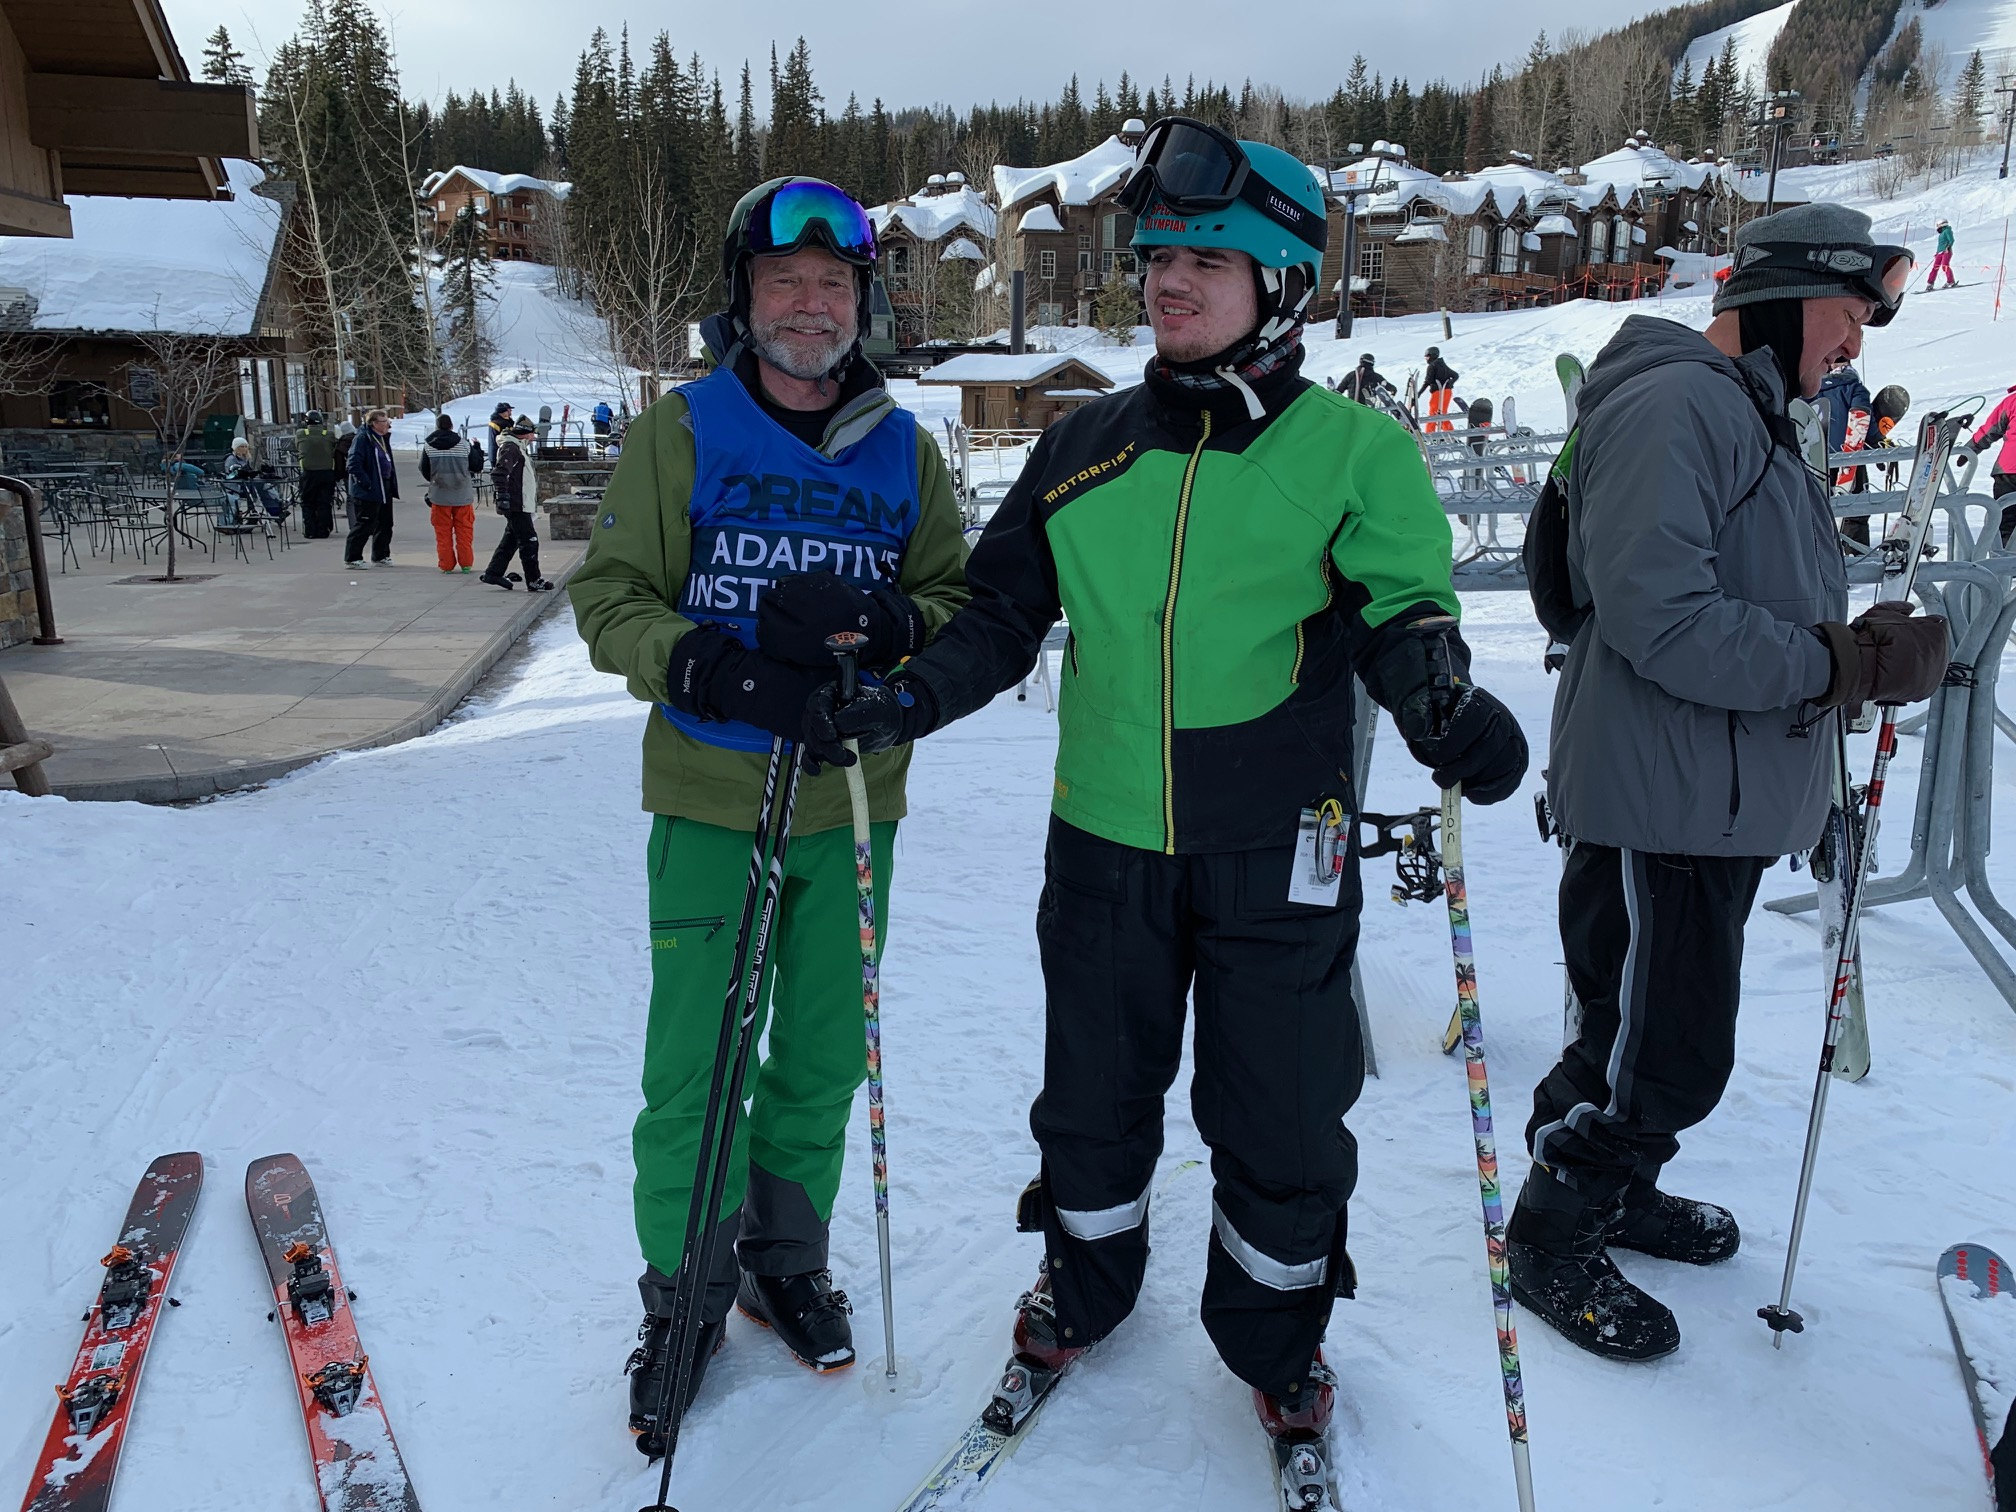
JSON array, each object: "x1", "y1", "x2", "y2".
[
  {"x1": 980, "y1": 1268, "x2": 1086, "y2": 1435},
  {"x1": 1254, "y1": 1351, "x2": 1340, "y2": 1510}
]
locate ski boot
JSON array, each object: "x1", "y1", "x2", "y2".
[
  {"x1": 523, "y1": 577, "x2": 556, "y2": 592},
  {"x1": 1255, "y1": 1351, "x2": 1340, "y2": 1511},
  {"x1": 736, "y1": 1269, "x2": 855, "y2": 1372},
  {"x1": 1508, "y1": 1167, "x2": 1679, "y2": 1362},
  {"x1": 980, "y1": 1268, "x2": 1084, "y2": 1435},
  {"x1": 626, "y1": 1313, "x2": 726, "y2": 1458},
  {"x1": 1606, "y1": 1186, "x2": 1739, "y2": 1265}
]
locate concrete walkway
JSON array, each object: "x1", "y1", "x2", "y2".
[{"x1": 1, "y1": 494, "x2": 585, "y2": 802}]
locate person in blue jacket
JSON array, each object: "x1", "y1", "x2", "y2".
[{"x1": 344, "y1": 408, "x2": 399, "y2": 569}]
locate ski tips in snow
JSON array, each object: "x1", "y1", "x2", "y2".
[{"x1": 1937, "y1": 1241, "x2": 2013, "y2": 1500}]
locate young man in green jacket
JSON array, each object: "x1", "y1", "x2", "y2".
[
  {"x1": 568, "y1": 177, "x2": 969, "y2": 1452},
  {"x1": 809, "y1": 122, "x2": 1526, "y2": 1494}
]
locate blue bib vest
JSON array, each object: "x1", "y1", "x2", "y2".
[{"x1": 658, "y1": 365, "x2": 920, "y2": 752}]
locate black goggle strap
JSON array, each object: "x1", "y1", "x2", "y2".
[{"x1": 1734, "y1": 241, "x2": 1915, "y2": 308}]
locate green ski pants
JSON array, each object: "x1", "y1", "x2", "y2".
[{"x1": 635, "y1": 812, "x2": 895, "y2": 1301}]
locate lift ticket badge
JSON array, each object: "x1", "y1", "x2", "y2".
[{"x1": 1289, "y1": 801, "x2": 1347, "y2": 908}]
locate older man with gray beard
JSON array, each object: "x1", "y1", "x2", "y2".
[{"x1": 568, "y1": 176, "x2": 969, "y2": 1452}]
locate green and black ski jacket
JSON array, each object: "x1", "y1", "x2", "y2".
[{"x1": 903, "y1": 354, "x2": 1460, "y2": 854}]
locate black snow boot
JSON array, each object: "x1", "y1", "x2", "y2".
[
  {"x1": 1507, "y1": 1165, "x2": 1679, "y2": 1362},
  {"x1": 736, "y1": 1269, "x2": 855, "y2": 1372},
  {"x1": 477, "y1": 570, "x2": 514, "y2": 589},
  {"x1": 626, "y1": 1313, "x2": 726, "y2": 1458},
  {"x1": 1606, "y1": 1185, "x2": 1740, "y2": 1265}
]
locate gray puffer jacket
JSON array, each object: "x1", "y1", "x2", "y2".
[
  {"x1": 1548, "y1": 315, "x2": 1848, "y2": 858},
  {"x1": 420, "y1": 431, "x2": 476, "y2": 506}
]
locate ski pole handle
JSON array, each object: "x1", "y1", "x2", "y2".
[{"x1": 825, "y1": 630, "x2": 867, "y2": 703}]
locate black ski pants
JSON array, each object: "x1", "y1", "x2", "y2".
[
  {"x1": 1526, "y1": 843, "x2": 1768, "y2": 1203},
  {"x1": 344, "y1": 495, "x2": 393, "y2": 563},
  {"x1": 1028, "y1": 817, "x2": 1363, "y2": 1397},
  {"x1": 299, "y1": 470, "x2": 337, "y2": 537},
  {"x1": 485, "y1": 507, "x2": 541, "y2": 581}
]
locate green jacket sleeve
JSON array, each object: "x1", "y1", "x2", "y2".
[
  {"x1": 898, "y1": 427, "x2": 972, "y2": 637},
  {"x1": 1328, "y1": 416, "x2": 1459, "y2": 634},
  {"x1": 566, "y1": 394, "x2": 697, "y2": 706}
]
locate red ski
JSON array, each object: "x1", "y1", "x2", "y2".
[
  {"x1": 18, "y1": 1152, "x2": 202, "y2": 1512},
  {"x1": 245, "y1": 1154, "x2": 421, "y2": 1512}
]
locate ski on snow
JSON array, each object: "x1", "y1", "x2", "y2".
[
  {"x1": 888, "y1": 1160, "x2": 1359, "y2": 1512},
  {"x1": 246, "y1": 1154, "x2": 421, "y2": 1512},
  {"x1": 1937, "y1": 1241, "x2": 2013, "y2": 1502},
  {"x1": 17, "y1": 1153, "x2": 202, "y2": 1512}
]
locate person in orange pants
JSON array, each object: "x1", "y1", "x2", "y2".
[
  {"x1": 1424, "y1": 345, "x2": 1459, "y2": 433},
  {"x1": 419, "y1": 413, "x2": 478, "y2": 572}
]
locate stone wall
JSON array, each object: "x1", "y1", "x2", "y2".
[
  {"x1": 0, "y1": 488, "x2": 37, "y2": 650},
  {"x1": 0, "y1": 428, "x2": 167, "y2": 470}
]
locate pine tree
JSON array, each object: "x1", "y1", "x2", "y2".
[
  {"x1": 1094, "y1": 264, "x2": 1140, "y2": 343},
  {"x1": 735, "y1": 62, "x2": 763, "y2": 189},
  {"x1": 202, "y1": 25, "x2": 251, "y2": 87},
  {"x1": 440, "y1": 205, "x2": 495, "y2": 394},
  {"x1": 1463, "y1": 73, "x2": 1496, "y2": 172},
  {"x1": 1956, "y1": 49, "x2": 1989, "y2": 140}
]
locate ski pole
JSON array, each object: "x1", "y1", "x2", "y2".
[
  {"x1": 826, "y1": 631, "x2": 899, "y2": 1384},
  {"x1": 1760, "y1": 409, "x2": 1963, "y2": 1348},
  {"x1": 643, "y1": 738, "x2": 802, "y2": 1512},
  {"x1": 1439, "y1": 786, "x2": 1539, "y2": 1512}
]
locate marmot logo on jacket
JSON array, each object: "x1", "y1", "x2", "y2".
[{"x1": 1042, "y1": 441, "x2": 1139, "y2": 508}]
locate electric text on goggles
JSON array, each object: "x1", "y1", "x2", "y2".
[
  {"x1": 752, "y1": 180, "x2": 877, "y2": 262},
  {"x1": 1117, "y1": 117, "x2": 1323, "y2": 249},
  {"x1": 1735, "y1": 241, "x2": 1915, "y2": 325}
]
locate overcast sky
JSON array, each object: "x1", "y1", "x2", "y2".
[{"x1": 165, "y1": 0, "x2": 1675, "y2": 121}]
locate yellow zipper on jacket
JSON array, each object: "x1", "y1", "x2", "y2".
[{"x1": 1161, "y1": 410, "x2": 1211, "y2": 854}]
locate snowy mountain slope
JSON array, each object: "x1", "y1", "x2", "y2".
[
  {"x1": 3, "y1": 575, "x2": 2013, "y2": 1511},
  {"x1": 1678, "y1": 0, "x2": 1803, "y2": 89},
  {"x1": 1877, "y1": 0, "x2": 2016, "y2": 80}
]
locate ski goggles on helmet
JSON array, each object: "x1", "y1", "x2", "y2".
[
  {"x1": 1732, "y1": 240, "x2": 1915, "y2": 326},
  {"x1": 1117, "y1": 116, "x2": 1324, "y2": 251},
  {"x1": 747, "y1": 179, "x2": 877, "y2": 264}
]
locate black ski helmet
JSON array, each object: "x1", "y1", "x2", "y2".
[
  {"x1": 1425, "y1": 346, "x2": 1440, "y2": 359},
  {"x1": 1359, "y1": 352, "x2": 1376, "y2": 366},
  {"x1": 721, "y1": 177, "x2": 879, "y2": 357}
]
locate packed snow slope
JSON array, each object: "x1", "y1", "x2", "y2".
[
  {"x1": 395, "y1": 260, "x2": 636, "y2": 447},
  {"x1": 1879, "y1": 0, "x2": 2016, "y2": 85},
  {"x1": 4, "y1": 587, "x2": 2014, "y2": 1512},
  {"x1": 1679, "y1": 0, "x2": 1803, "y2": 92}
]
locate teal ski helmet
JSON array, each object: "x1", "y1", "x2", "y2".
[{"x1": 1121, "y1": 118, "x2": 1329, "y2": 344}]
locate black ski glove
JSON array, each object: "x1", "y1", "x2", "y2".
[
  {"x1": 801, "y1": 673, "x2": 941, "y2": 773},
  {"x1": 664, "y1": 626, "x2": 834, "y2": 741},
  {"x1": 1363, "y1": 612, "x2": 1529, "y2": 805},
  {"x1": 756, "y1": 572, "x2": 926, "y2": 672}
]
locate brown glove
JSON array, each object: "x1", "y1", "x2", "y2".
[{"x1": 1813, "y1": 600, "x2": 1949, "y2": 708}]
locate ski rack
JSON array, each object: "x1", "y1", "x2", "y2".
[{"x1": 1766, "y1": 548, "x2": 2016, "y2": 1011}]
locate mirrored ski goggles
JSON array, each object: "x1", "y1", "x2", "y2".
[
  {"x1": 1118, "y1": 116, "x2": 1325, "y2": 249},
  {"x1": 750, "y1": 179, "x2": 877, "y2": 264},
  {"x1": 1734, "y1": 241, "x2": 1915, "y2": 326}
]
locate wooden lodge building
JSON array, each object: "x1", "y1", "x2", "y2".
[
  {"x1": 919, "y1": 353, "x2": 1115, "y2": 430},
  {"x1": 420, "y1": 165, "x2": 570, "y2": 264}
]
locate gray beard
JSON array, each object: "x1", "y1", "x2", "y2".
[{"x1": 749, "y1": 321, "x2": 854, "y2": 382}]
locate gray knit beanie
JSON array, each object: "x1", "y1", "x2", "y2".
[{"x1": 1713, "y1": 203, "x2": 1879, "y2": 315}]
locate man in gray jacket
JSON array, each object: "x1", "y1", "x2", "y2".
[{"x1": 1508, "y1": 204, "x2": 1950, "y2": 1361}]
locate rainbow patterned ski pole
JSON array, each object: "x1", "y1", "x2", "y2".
[
  {"x1": 828, "y1": 632, "x2": 898, "y2": 1382},
  {"x1": 1440, "y1": 785, "x2": 1539, "y2": 1512}
]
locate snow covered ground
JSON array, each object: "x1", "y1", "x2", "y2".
[{"x1": 10, "y1": 148, "x2": 2016, "y2": 1512}]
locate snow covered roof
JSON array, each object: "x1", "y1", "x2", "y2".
[
  {"x1": 1522, "y1": 232, "x2": 1543, "y2": 251},
  {"x1": 1014, "y1": 204, "x2": 1065, "y2": 235},
  {"x1": 1579, "y1": 142, "x2": 1714, "y2": 197},
  {"x1": 421, "y1": 166, "x2": 572, "y2": 202},
  {"x1": 940, "y1": 237, "x2": 984, "y2": 262},
  {"x1": 869, "y1": 184, "x2": 997, "y2": 243},
  {"x1": 1395, "y1": 222, "x2": 1449, "y2": 244},
  {"x1": 0, "y1": 160, "x2": 284, "y2": 336},
  {"x1": 1533, "y1": 214, "x2": 1579, "y2": 237},
  {"x1": 994, "y1": 134, "x2": 1138, "y2": 212},
  {"x1": 918, "y1": 353, "x2": 1115, "y2": 387}
]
